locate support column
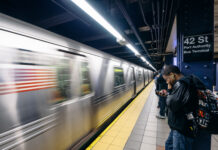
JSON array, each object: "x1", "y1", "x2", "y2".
[
  {"x1": 216, "y1": 62, "x2": 218, "y2": 90},
  {"x1": 177, "y1": 0, "x2": 214, "y2": 150},
  {"x1": 177, "y1": 0, "x2": 214, "y2": 89}
]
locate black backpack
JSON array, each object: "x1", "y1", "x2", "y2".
[
  {"x1": 190, "y1": 76, "x2": 218, "y2": 134},
  {"x1": 195, "y1": 89, "x2": 218, "y2": 134}
]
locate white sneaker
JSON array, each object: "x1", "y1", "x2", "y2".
[{"x1": 156, "y1": 114, "x2": 166, "y2": 119}]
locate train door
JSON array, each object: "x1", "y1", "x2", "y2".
[
  {"x1": 143, "y1": 69, "x2": 146, "y2": 87},
  {"x1": 53, "y1": 49, "x2": 94, "y2": 148},
  {"x1": 144, "y1": 70, "x2": 147, "y2": 85},
  {"x1": 148, "y1": 71, "x2": 150, "y2": 82},
  {"x1": 132, "y1": 67, "x2": 136, "y2": 95},
  {"x1": 146, "y1": 70, "x2": 149, "y2": 84}
]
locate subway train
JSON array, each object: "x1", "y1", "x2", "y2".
[{"x1": 0, "y1": 14, "x2": 154, "y2": 150}]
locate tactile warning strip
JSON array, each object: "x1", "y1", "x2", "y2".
[{"x1": 86, "y1": 81, "x2": 154, "y2": 150}]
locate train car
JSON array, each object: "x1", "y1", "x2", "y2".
[{"x1": 0, "y1": 13, "x2": 153, "y2": 150}]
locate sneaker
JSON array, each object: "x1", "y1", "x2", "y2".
[{"x1": 156, "y1": 114, "x2": 166, "y2": 119}]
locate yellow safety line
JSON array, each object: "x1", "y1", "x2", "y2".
[{"x1": 86, "y1": 81, "x2": 154, "y2": 150}]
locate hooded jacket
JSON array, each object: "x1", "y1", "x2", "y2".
[{"x1": 166, "y1": 75, "x2": 206, "y2": 137}]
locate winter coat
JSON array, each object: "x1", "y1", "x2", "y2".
[{"x1": 166, "y1": 75, "x2": 206, "y2": 137}]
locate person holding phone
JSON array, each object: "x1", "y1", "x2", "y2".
[
  {"x1": 163, "y1": 65, "x2": 211, "y2": 150},
  {"x1": 155, "y1": 73, "x2": 168, "y2": 119}
]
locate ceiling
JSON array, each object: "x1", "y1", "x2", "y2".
[{"x1": 0, "y1": 0, "x2": 177, "y2": 70}]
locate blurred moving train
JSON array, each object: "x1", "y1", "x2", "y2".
[{"x1": 0, "y1": 13, "x2": 154, "y2": 150}]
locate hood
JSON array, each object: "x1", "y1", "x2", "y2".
[{"x1": 179, "y1": 75, "x2": 206, "y2": 90}]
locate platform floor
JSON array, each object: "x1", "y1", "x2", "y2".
[{"x1": 86, "y1": 81, "x2": 218, "y2": 150}]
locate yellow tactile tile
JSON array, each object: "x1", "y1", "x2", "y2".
[
  {"x1": 109, "y1": 127, "x2": 120, "y2": 132},
  {"x1": 117, "y1": 132, "x2": 130, "y2": 139},
  {"x1": 92, "y1": 142, "x2": 109, "y2": 150},
  {"x1": 111, "y1": 137, "x2": 127, "y2": 146},
  {"x1": 107, "y1": 145, "x2": 123, "y2": 150},
  {"x1": 98, "y1": 135, "x2": 114, "y2": 144},
  {"x1": 105, "y1": 131, "x2": 118, "y2": 137},
  {"x1": 87, "y1": 81, "x2": 154, "y2": 150}
]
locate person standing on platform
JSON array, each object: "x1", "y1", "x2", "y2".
[
  {"x1": 154, "y1": 72, "x2": 160, "y2": 108},
  {"x1": 162, "y1": 65, "x2": 194, "y2": 150},
  {"x1": 155, "y1": 72, "x2": 168, "y2": 119},
  {"x1": 162, "y1": 65, "x2": 211, "y2": 150}
]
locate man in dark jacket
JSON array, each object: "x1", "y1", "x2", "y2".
[
  {"x1": 155, "y1": 73, "x2": 168, "y2": 119},
  {"x1": 162, "y1": 65, "x2": 201, "y2": 150}
]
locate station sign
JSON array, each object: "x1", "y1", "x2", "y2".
[{"x1": 183, "y1": 34, "x2": 213, "y2": 61}]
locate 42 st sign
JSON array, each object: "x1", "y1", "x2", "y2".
[
  {"x1": 184, "y1": 35, "x2": 209, "y2": 45},
  {"x1": 183, "y1": 34, "x2": 213, "y2": 61}
]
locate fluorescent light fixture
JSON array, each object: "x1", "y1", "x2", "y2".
[
  {"x1": 140, "y1": 57, "x2": 146, "y2": 62},
  {"x1": 70, "y1": 0, "x2": 157, "y2": 71},
  {"x1": 71, "y1": 0, "x2": 123, "y2": 41},
  {"x1": 141, "y1": 56, "x2": 156, "y2": 71},
  {"x1": 147, "y1": 63, "x2": 156, "y2": 71},
  {"x1": 126, "y1": 44, "x2": 140, "y2": 55},
  {"x1": 141, "y1": 57, "x2": 149, "y2": 64}
]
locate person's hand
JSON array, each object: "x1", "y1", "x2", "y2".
[
  {"x1": 168, "y1": 84, "x2": 172, "y2": 90},
  {"x1": 159, "y1": 89, "x2": 168, "y2": 97},
  {"x1": 162, "y1": 89, "x2": 167, "y2": 96},
  {"x1": 155, "y1": 90, "x2": 159, "y2": 95},
  {"x1": 159, "y1": 90, "x2": 163, "y2": 96}
]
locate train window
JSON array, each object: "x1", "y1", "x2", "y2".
[
  {"x1": 80, "y1": 62, "x2": 92, "y2": 96},
  {"x1": 53, "y1": 58, "x2": 71, "y2": 103},
  {"x1": 138, "y1": 70, "x2": 142, "y2": 80},
  {"x1": 114, "y1": 67, "x2": 124, "y2": 87}
]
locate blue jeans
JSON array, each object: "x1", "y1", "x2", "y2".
[
  {"x1": 159, "y1": 96, "x2": 166, "y2": 116},
  {"x1": 165, "y1": 130, "x2": 194, "y2": 150}
]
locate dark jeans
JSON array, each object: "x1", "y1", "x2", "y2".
[
  {"x1": 192, "y1": 131, "x2": 211, "y2": 150},
  {"x1": 165, "y1": 130, "x2": 194, "y2": 150},
  {"x1": 158, "y1": 97, "x2": 161, "y2": 107},
  {"x1": 159, "y1": 96, "x2": 166, "y2": 116}
]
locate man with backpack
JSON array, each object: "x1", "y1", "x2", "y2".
[{"x1": 162, "y1": 65, "x2": 213, "y2": 150}]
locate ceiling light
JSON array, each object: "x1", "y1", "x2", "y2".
[
  {"x1": 126, "y1": 44, "x2": 140, "y2": 55},
  {"x1": 71, "y1": 0, "x2": 124, "y2": 41},
  {"x1": 70, "y1": 0, "x2": 157, "y2": 71},
  {"x1": 140, "y1": 57, "x2": 146, "y2": 62},
  {"x1": 141, "y1": 57, "x2": 149, "y2": 64}
]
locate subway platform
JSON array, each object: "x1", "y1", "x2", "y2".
[{"x1": 86, "y1": 82, "x2": 218, "y2": 150}]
